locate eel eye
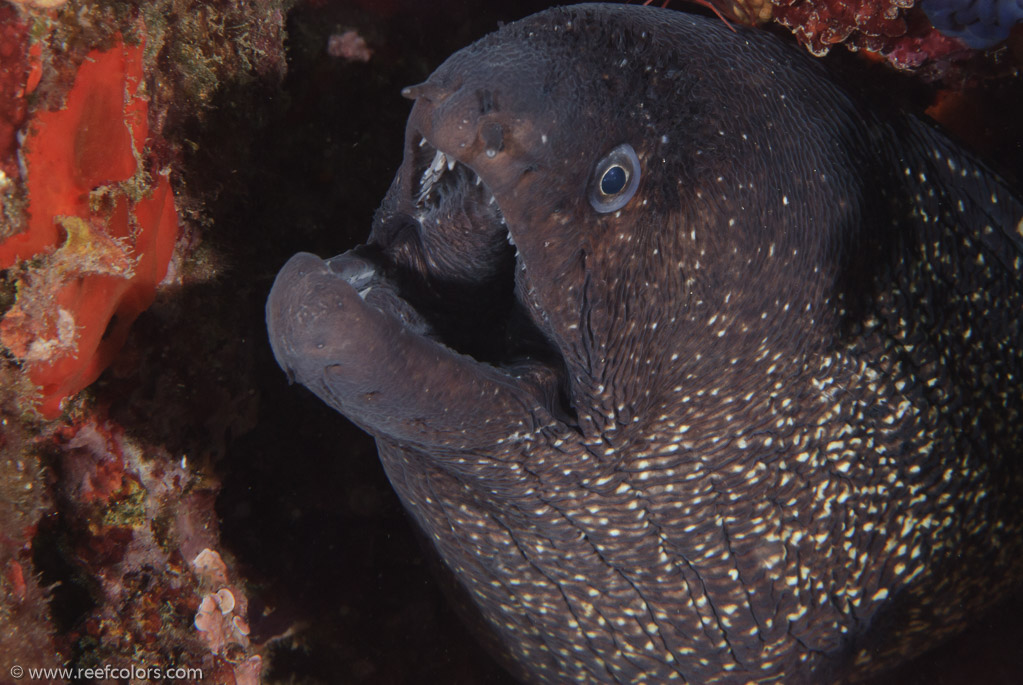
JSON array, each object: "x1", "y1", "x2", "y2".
[
  {"x1": 589, "y1": 143, "x2": 641, "y2": 213},
  {"x1": 600, "y1": 166, "x2": 627, "y2": 195}
]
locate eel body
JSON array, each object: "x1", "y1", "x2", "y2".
[{"x1": 267, "y1": 5, "x2": 1023, "y2": 682}]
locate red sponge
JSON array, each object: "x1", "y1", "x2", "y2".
[{"x1": 0, "y1": 39, "x2": 179, "y2": 418}]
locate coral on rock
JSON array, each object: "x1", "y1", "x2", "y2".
[
  {"x1": 0, "y1": 369, "x2": 62, "y2": 676},
  {"x1": 48, "y1": 417, "x2": 264, "y2": 683},
  {"x1": 0, "y1": 0, "x2": 290, "y2": 418},
  {"x1": 0, "y1": 1, "x2": 290, "y2": 683},
  {"x1": 0, "y1": 3, "x2": 31, "y2": 183},
  {"x1": 711, "y1": 0, "x2": 1022, "y2": 79},
  {"x1": 0, "y1": 38, "x2": 179, "y2": 418}
]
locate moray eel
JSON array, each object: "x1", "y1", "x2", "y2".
[{"x1": 266, "y1": 4, "x2": 1023, "y2": 683}]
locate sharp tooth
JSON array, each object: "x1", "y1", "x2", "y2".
[
  {"x1": 474, "y1": 176, "x2": 482, "y2": 186},
  {"x1": 418, "y1": 137, "x2": 428, "y2": 147},
  {"x1": 419, "y1": 149, "x2": 447, "y2": 200},
  {"x1": 488, "y1": 195, "x2": 496, "y2": 205},
  {"x1": 447, "y1": 156, "x2": 457, "y2": 171},
  {"x1": 431, "y1": 149, "x2": 446, "y2": 173}
]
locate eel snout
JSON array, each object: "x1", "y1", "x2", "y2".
[
  {"x1": 267, "y1": 252, "x2": 356, "y2": 382},
  {"x1": 266, "y1": 250, "x2": 552, "y2": 450},
  {"x1": 266, "y1": 251, "x2": 410, "y2": 406}
]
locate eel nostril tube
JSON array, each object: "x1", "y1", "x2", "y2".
[
  {"x1": 481, "y1": 121, "x2": 504, "y2": 158},
  {"x1": 402, "y1": 80, "x2": 454, "y2": 102}
]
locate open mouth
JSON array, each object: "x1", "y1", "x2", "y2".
[
  {"x1": 409, "y1": 134, "x2": 513, "y2": 248},
  {"x1": 379, "y1": 134, "x2": 519, "y2": 360},
  {"x1": 394, "y1": 134, "x2": 568, "y2": 410},
  {"x1": 266, "y1": 129, "x2": 576, "y2": 432}
]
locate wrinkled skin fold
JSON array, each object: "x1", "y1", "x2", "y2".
[{"x1": 267, "y1": 5, "x2": 1023, "y2": 683}]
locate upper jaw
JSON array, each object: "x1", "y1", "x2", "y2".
[
  {"x1": 371, "y1": 127, "x2": 578, "y2": 420},
  {"x1": 382, "y1": 78, "x2": 589, "y2": 419},
  {"x1": 407, "y1": 132, "x2": 514, "y2": 248}
]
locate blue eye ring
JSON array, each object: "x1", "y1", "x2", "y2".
[{"x1": 589, "y1": 143, "x2": 641, "y2": 213}]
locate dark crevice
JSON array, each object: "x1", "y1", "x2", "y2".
[{"x1": 31, "y1": 513, "x2": 96, "y2": 636}]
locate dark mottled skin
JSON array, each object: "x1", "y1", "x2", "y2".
[{"x1": 266, "y1": 5, "x2": 1023, "y2": 683}]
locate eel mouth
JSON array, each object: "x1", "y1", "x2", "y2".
[
  {"x1": 408, "y1": 133, "x2": 513, "y2": 247},
  {"x1": 394, "y1": 133, "x2": 570, "y2": 415}
]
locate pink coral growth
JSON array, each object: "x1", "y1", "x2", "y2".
[
  {"x1": 710, "y1": 0, "x2": 1007, "y2": 79},
  {"x1": 192, "y1": 547, "x2": 231, "y2": 589},
  {"x1": 885, "y1": 10, "x2": 976, "y2": 70},
  {"x1": 773, "y1": 0, "x2": 913, "y2": 55},
  {"x1": 47, "y1": 419, "x2": 268, "y2": 680},
  {"x1": 192, "y1": 548, "x2": 263, "y2": 683},
  {"x1": 327, "y1": 29, "x2": 373, "y2": 62}
]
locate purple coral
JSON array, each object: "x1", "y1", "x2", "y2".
[{"x1": 921, "y1": 0, "x2": 1023, "y2": 47}]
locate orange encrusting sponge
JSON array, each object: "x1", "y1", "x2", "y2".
[{"x1": 0, "y1": 39, "x2": 179, "y2": 418}]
